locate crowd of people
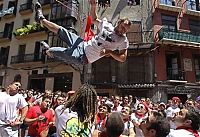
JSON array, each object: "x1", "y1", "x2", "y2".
[{"x1": 0, "y1": 81, "x2": 200, "y2": 137}]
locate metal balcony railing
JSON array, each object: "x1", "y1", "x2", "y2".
[
  {"x1": 167, "y1": 68, "x2": 185, "y2": 80},
  {"x1": 19, "y1": 3, "x2": 34, "y2": 12},
  {"x1": 39, "y1": 0, "x2": 51, "y2": 5},
  {"x1": 158, "y1": 28, "x2": 200, "y2": 44},
  {"x1": 0, "y1": 31, "x2": 11, "y2": 39},
  {"x1": 11, "y1": 53, "x2": 43, "y2": 64}
]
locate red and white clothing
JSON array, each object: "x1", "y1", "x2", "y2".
[
  {"x1": 168, "y1": 129, "x2": 200, "y2": 137},
  {"x1": 131, "y1": 112, "x2": 148, "y2": 137},
  {"x1": 26, "y1": 105, "x2": 54, "y2": 137}
]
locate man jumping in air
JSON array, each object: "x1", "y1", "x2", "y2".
[{"x1": 35, "y1": 0, "x2": 131, "y2": 69}]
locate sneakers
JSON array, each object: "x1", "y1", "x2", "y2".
[
  {"x1": 41, "y1": 41, "x2": 54, "y2": 58},
  {"x1": 35, "y1": 2, "x2": 45, "y2": 23},
  {"x1": 41, "y1": 41, "x2": 49, "y2": 50}
]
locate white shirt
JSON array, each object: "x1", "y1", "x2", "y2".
[
  {"x1": 167, "y1": 129, "x2": 200, "y2": 137},
  {"x1": 0, "y1": 92, "x2": 27, "y2": 123},
  {"x1": 84, "y1": 18, "x2": 129, "y2": 63},
  {"x1": 55, "y1": 105, "x2": 93, "y2": 137}
]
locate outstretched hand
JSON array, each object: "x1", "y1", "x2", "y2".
[{"x1": 100, "y1": 49, "x2": 112, "y2": 57}]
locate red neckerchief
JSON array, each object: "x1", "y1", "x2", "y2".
[
  {"x1": 96, "y1": 113, "x2": 107, "y2": 129},
  {"x1": 176, "y1": 126, "x2": 200, "y2": 137},
  {"x1": 135, "y1": 112, "x2": 145, "y2": 119}
]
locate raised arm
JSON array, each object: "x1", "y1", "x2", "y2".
[{"x1": 89, "y1": 0, "x2": 101, "y2": 26}]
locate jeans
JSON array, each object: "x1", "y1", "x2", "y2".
[{"x1": 48, "y1": 27, "x2": 88, "y2": 70}]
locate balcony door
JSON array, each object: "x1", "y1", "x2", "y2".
[
  {"x1": 161, "y1": 15, "x2": 177, "y2": 31},
  {"x1": 166, "y1": 53, "x2": 184, "y2": 80},
  {"x1": 18, "y1": 45, "x2": 26, "y2": 63},
  {"x1": 4, "y1": 22, "x2": 14, "y2": 38}
]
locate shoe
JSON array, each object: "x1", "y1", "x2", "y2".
[
  {"x1": 41, "y1": 41, "x2": 49, "y2": 50},
  {"x1": 35, "y1": 2, "x2": 45, "y2": 23},
  {"x1": 41, "y1": 41, "x2": 54, "y2": 58}
]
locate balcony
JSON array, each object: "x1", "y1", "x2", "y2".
[
  {"x1": 158, "y1": 28, "x2": 200, "y2": 45},
  {"x1": 167, "y1": 68, "x2": 186, "y2": 81},
  {"x1": 11, "y1": 53, "x2": 44, "y2": 64},
  {"x1": 39, "y1": 0, "x2": 51, "y2": 8},
  {"x1": 0, "y1": 31, "x2": 11, "y2": 42},
  {"x1": 3, "y1": 7, "x2": 16, "y2": 18},
  {"x1": 155, "y1": 0, "x2": 182, "y2": 12},
  {"x1": 19, "y1": 3, "x2": 34, "y2": 15},
  {"x1": 185, "y1": 2, "x2": 200, "y2": 17}
]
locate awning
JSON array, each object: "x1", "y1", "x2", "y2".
[{"x1": 118, "y1": 83, "x2": 155, "y2": 89}]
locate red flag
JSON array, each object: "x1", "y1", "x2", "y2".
[{"x1": 84, "y1": 15, "x2": 95, "y2": 41}]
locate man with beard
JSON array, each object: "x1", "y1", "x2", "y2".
[
  {"x1": 25, "y1": 96, "x2": 55, "y2": 137},
  {"x1": 167, "y1": 108, "x2": 200, "y2": 137},
  {"x1": 0, "y1": 81, "x2": 28, "y2": 137}
]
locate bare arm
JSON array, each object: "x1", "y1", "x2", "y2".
[
  {"x1": 101, "y1": 49, "x2": 128, "y2": 62},
  {"x1": 89, "y1": 0, "x2": 101, "y2": 27},
  {"x1": 19, "y1": 106, "x2": 28, "y2": 122}
]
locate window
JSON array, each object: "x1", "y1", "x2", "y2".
[
  {"x1": 18, "y1": 45, "x2": 26, "y2": 63},
  {"x1": 0, "y1": 4, "x2": 3, "y2": 20},
  {"x1": 166, "y1": 53, "x2": 184, "y2": 80},
  {"x1": 23, "y1": 19, "x2": 30, "y2": 26},
  {"x1": 4, "y1": 22, "x2": 14, "y2": 39},
  {"x1": 189, "y1": 19, "x2": 200, "y2": 35},
  {"x1": 54, "y1": 73, "x2": 73, "y2": 92},
  {"x1": 8, "y1": 1, "x2": 17, "y2": 15},
  {"x1": 0, "y1": 76, "x2": 3, "y2": 87},
  {"x1": 32, "y1": 70, "x2": 38, "y2": 74},
  {"x1": 194, "y1": 56, "x2": 200, "y2": 81},
  {"x1": 160, "y1": 0, "x2": 176, "y2": 6},
  {"x1": 92, "y1": 58, "x2": 111, "y2": 83},
  {"x1": 187, "y1": 0, "x2": 197, "y2": 10},
  {"x1": 161, "y1": 15, "x2": 177, "y2": 31},
  {"x1": 126, "y1": 21, "x2": 142, "y2": 44},
  {"x1": 127, "y1": 55, "x2": 146, "y2": 83},
  {"x1": 0, "y1": 47, "x2": 9, "y2": 66}
]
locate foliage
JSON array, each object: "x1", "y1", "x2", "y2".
[{"x1": 13, "y1": 22, "x2": 46, "y2": 36}]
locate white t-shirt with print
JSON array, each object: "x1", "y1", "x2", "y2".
[
  {"x1": 84, "y1": 18, "x2": 129, "y2": 63},
  {"x1": 55, "y1": 105, "x2": 94, "y2": 137}
]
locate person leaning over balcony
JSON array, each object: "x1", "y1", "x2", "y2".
[{"x1": 34, "y1": 0, "x2": 131, "y2": 69}]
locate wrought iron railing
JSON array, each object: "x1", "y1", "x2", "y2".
[
  {"x1": 19, "y1": 3, "x2": 34, "y2": 12},
  {"x1": 11, "y1": 53, "x2": 44, "y2": 64},
  {"x1": 39, "y1": 0, "x2": 51, "y2": 5},
  {"x1": 158, "y1": 28, "x2": 200, "y2": 43}
]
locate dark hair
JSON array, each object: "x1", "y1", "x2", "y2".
[
  {"x1": 105, "y1": 112, "x2": 124, "y2": 137},
  {"x1": 64, "y1": 84, "x2": 97, "y2": 124},
  {"x1": 118, "y1": 18, "x2": 132, "y2": 26},
  {"x1": 185, "y1": 108, "x2": 200, "y2": 130},
  {"x1": 148, "y1": 116, "x2": 170, "y2": 137},
  {"x1": 42, "y1": 96, "x2": 52, "y2": 102}
]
